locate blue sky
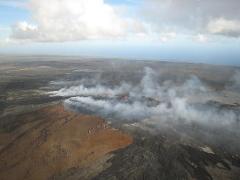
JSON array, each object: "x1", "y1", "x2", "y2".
[{"x1": 0, "y1": 0, "x2": 240, "y2": 65}]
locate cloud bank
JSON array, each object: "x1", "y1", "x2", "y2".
[
  {"x1": 207, "y1": 18, "x2": 240, "y2": 37},
  {"x1": 10, "y1": 0, "x2": 240, "y2": 42},
  {"x1": 141, "y1": 0, "x2": 240, "y2": 37},
  {"x1": 12, "y1": 0, "x2": 144, "y2": 42}
]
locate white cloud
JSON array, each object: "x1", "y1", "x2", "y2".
[
  {"x1": 207, "y1": 18, "x2": 240, "y2": 37},
  {"x1": 11, "y1": 0, "x2": 145, "y2": 42},
  {"x1": 11, "y1": 21, "x2": 39, "y2": 40},
  {"x1": 0, "y1": 26, "x2": 12, "y2": 46},
  {"x1": 10, "y1": 0, "x2": 240, "y2": 42},
  {"x1": 0, "y1": 36, "x2": 16, "y2": 47},
  {"x1": 159, "y1": 32, "x2": 176, "y2": 42},
  {"x1": 194, "y1": 34, "x2": 208, "y2": 43},
  {"x1": 140, "y1": 0, "x2": 240, "y2": 38},
  {"x1": 0, "y1": 38, "x2": 9, "y2": 47}
]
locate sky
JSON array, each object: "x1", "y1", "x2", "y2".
[{"x1": 0, "y1": 0, "x2": 240, "y2": 65}]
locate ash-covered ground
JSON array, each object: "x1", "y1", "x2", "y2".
[{"x1": 0, "y1": 56, "x2": 240, "y2": 180}]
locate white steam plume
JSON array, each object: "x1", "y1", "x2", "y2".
[{"x1": 51, "y1": 67, "x2": 240, "y2": 128}]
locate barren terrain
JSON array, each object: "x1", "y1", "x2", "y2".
[
  {"x1": 0, "y1": 104, "x2": 132, "y2": 180},
  {"x1": 0, "y1": 56, "x2": 240, "y2": 180}
]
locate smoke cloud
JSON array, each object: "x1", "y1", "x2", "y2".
[
  {"x1": 50, "y1": 67, "x2": 240, "y2": 130},
  {"x1": 229, "y1": 71, "x2": 240, "y2": 90}
]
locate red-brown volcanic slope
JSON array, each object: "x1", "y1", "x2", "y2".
[{"x1": 0, "y1": 104, "x2": 132, "y2": 180}]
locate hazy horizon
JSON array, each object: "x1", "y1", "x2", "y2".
[{"x1": 0, "y1": 0, "x2": 240, "y2": 65}]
